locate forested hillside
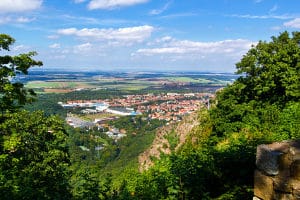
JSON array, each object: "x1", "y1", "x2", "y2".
[
  {"x1": 105, "y1": 31, "x2": 300, "y2": 199},
  {"x1": 0, "y1": 32, "x2": 299, "y2": 199}
]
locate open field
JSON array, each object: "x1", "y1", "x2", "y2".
[
  {"x1": 165, "y1": 77, "x2": 212, "y2": 83},
  {"x1": 23, "y1": 71, "x2": 238, "y2": 94},
  {"x1": 26, "y1": 81, "x2": 156, "y2": 93},
  {"x1": 26, "y1": 81, "x2": 93, "y2": 89}
]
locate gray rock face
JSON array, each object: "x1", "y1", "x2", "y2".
[{"x1": 256, "y1": 144, "x2": 283, "y2": 175}]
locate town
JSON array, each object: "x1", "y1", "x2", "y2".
[{"x1": 60, "y1": 92, "x2": 214, "y2": 139}]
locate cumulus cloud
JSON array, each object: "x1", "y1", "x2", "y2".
[
  {"x1": 284, "y1": 18, "x2": 300, "y2": 29},
  {"x1": 136, "y1": 38, "x2": 254, "y2": 56},
  {"x1": 0, "y1": 0, "x2": 42, "y2": 13},
  {"x1": 131, "y1": 37, "x2": 256, "y2": 72},
  {"x1": 88, "y1": 0, "x2": 149, "y2": 10},
  {"x1": 57, "y1": 25, "x2": 154, "y2": 45}
]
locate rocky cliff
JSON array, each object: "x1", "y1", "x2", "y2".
[{"x1": 138, "y1": 112, "x2": 200, "y2": 171}]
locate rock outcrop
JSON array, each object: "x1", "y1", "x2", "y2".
[
  {"x1": 254, "y1": 140, "x2": 300, "y2": 200},
  {"x1": 138, "y1": 112, "x2": 199, "y2": 171}
]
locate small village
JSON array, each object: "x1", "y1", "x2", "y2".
[{"x1": 61, "y1": 92, "x2": 214, "y2": 140}]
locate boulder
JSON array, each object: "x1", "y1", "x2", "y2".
[
  {"x1": 254, "y1": 170, "x2": 274, "y2": 200},
  {"x1": 256, "y1": 144, "x2": 283, "y2": 175}
]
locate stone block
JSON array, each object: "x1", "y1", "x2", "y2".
[
  {"x1": 256, "y1": 144, "x2": 283, "y2": 175},
  {"x1": 254, "y1": 170, "x2": 274, "y2": 200},
  {"x1": 290, "y1": 141, "x2": 300, "y2": 160},
  {"x1": 291, "y1": 160, "x2": 300, "y2": 181},
  {"x1": 268, "y1": 142, "x2": 290, "y2": 153},
  {"x1": 254, "y1": 141, "x2": 300, "y2": 200},
  {"x1": 279, "y1": 152, "x2": 293, "y2": 172},
  {"x1": 274, "y1": 176, "x2": 293, "y2": 193}
]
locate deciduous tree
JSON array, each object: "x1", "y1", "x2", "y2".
[
  {"x1": 0, "y1": 111, "x2": 70, "y2": 199},
  {"x1": 0, "y1": 34, "x2": 42, "y2": 117}
]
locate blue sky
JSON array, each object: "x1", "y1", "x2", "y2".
[{"x1": 0, "y1": 0, "x2": 299, "y2": 72}]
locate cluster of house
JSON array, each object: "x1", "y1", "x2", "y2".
[
  {"x1": 66, "y1": 113, "x2": 127, "y2": 140},
  {"x1": 58, "y1": 101, "x2": 140, "y2": 116},
  {"x1": 61, "y1": 92, "x2": 214, "y2": 126},
  {"x1": 140, "y1": 99, "x2": 203, "y2": 121},
  {"x1": 107, "y1": 92, "x2": 213, "y2": 108}
]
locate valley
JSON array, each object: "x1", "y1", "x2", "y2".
[{"x1": 22, "y1": 70, "x2": 236, "y2": 188}]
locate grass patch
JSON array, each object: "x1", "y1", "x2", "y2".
[
  {"x1": 166, "y1": 77, "x2": 212, "y2": 83},
  {"x1": 80, "y1": 113, "x2": 118, "y2": 121}
]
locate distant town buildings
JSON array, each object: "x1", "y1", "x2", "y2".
[{"x1": 61, "y1": 92, "x2": 214, "y2": 130}]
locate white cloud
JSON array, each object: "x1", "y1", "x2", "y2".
[
  {"x1": 159, "y1": 12, "x2": 197, "y2": 19},
  {"x1": 129, "y1": 37, "x2": 257, "y2": 72},
  {"x1": 148, "y1": 36, "x2": 173, "y2": 45},
  {"x1": 271, "y1": 26, "x2": 282, "y2": 31},
  {"x1": 269, "y1": 4, "x2": 278, "y2": 13},
  {"x1": 0, "y1": 16, "x2": 35, "y2": 24},
  {"x1": 57, "y1": 28, "x2": 77, "y2": 35},
  {"x1": 0, "y1": 16, "x2": 11, "y2": 24},
  {"x1": 0, "y1": 0, "x2": 42, "y2": 13},
  {"x1": 52, "y1": 55, "x2": 66, "y2": 59},
  {"x1": 149, "y1": 1, "x2": 171, "y2": 15},
  {"x1": 13, "y1": 45, "x2": 28, "y2": 51},
  {"x1": 137, "y1": 38, "x2": 254, "y2": 56},
  {"x1": 229, "y1": 14, "x2": 293, "y2": 20},
  {"x1": 61, "y1": 14, "x2": 100, "y2": 25},
  {"x1": 74, "y1": 0, "x2": 87, "y2": 3},
  {"x1": 73, "y1": 43, "x2": 93, "y2": 53},
  {"x1": 49, "y1": 43, "x2": 61, "y2": 49},
  {"x1": 284, "y1": 18, "x2": 300, "y2": 29},
  {"x1": 47, "y1": 35, "x2": 60, "y2": 39},
  {"x1": 57, "y1": 25, "x2": 154, "y2": 45},
  {"x1": 88, "y1": 0, "x2": 149, "y2": 10},
  {"x1": 133, "y1": 37, "x2": 255, "y2": 71},
  {"x1": 16, "y1": 16, "x2": 35, "y2": 23}
]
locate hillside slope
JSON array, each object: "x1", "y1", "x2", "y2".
[{"x1": 138, "y1": 111, "x2": 200, "y2": 171}]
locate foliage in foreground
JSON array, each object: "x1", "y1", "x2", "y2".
[
  {"x1": 0, "y1": 34, "x2": 42, "y2": 117},
  {"x1": 0, "y1": 34, "x2": 70, "y2": 199},
  {"x1": 0, "y1": 111, "x2": 70, "y2": 199}
]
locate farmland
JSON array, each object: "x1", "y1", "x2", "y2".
[{"x1": 23, "y1": 70, "x2": 238, "y2": 94}]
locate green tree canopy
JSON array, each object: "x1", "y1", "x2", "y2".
[
  {"x1": 211, "y1": 31, "x2": 300, "y2": 136},
  {"x1": 0, "y1": 34, "x2": 70, "y2": 199},
  {"x1": 0, "y1": 34, "x2": 42, "y2": 117},
  {"x1": 234, "y1": 31, "x2": 299, "y2": 105},
  {"x1": 0, "y1": 111, "x2": 70, "y2": 199}
]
